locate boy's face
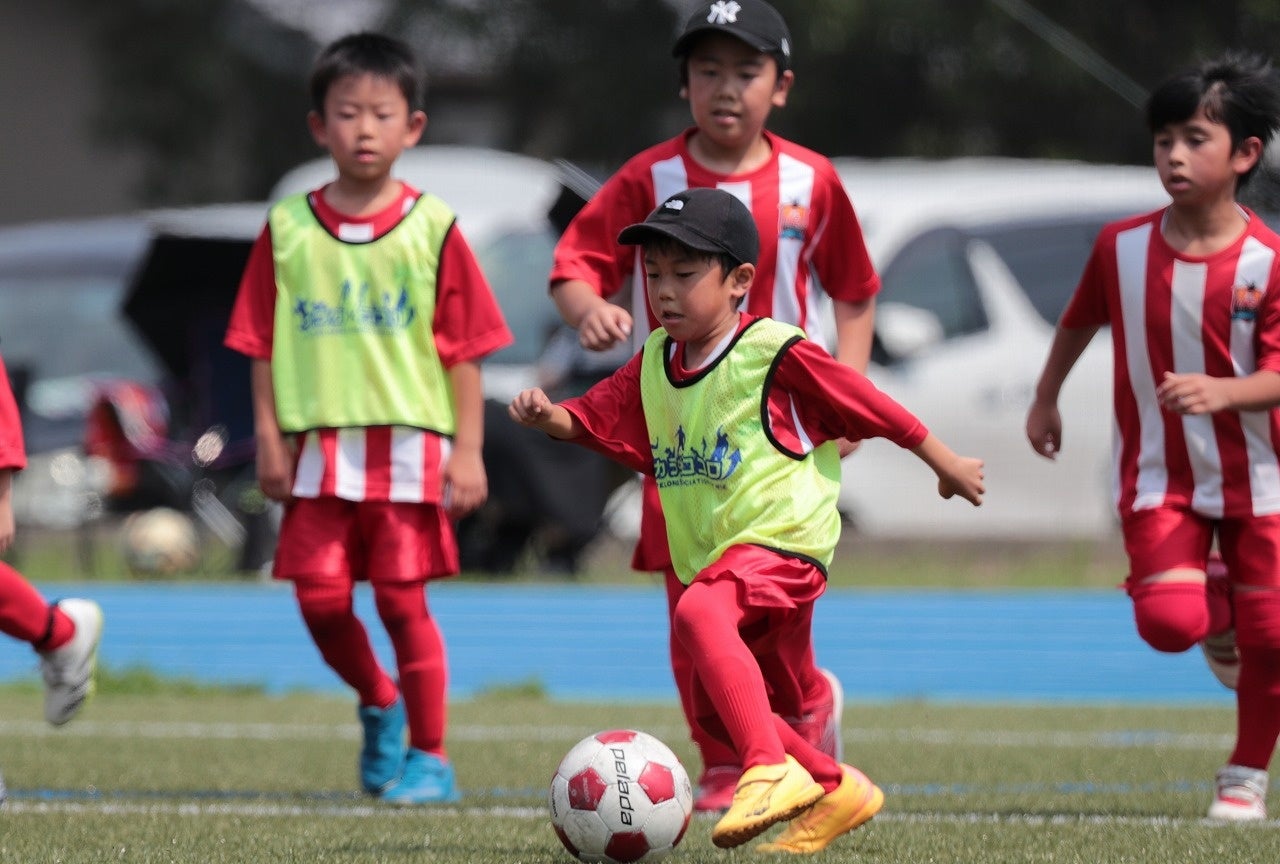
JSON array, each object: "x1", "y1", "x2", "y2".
[
  {"x1": 644, "y1": 244, "x2": 752, "y2": 347},
  {"x1": 1152, "y1": 105, "x2": 1261, "y2": 206},
  {"x1": 307, "y1": 73, "x2": 426, "y2": 185},
  {"x1": 681, "y1": 32, "x2": 793, "y2": 154}
]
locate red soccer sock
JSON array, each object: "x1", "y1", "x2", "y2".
[
  {"x1": 665, "y1": 568, "x2": 738, "y2": 771},
  {"x1": 374, "y1": 581, "x2": 447, "y2": 757},
  {"x1": 773, "y1": 715, "x2": 843, "y2": 792},
  {"x1": 673, "y1": 578, "x2": 785, "y2": 768},
  {"x1": 0, "y1": 562, "x2": 73, "y2": 649},
  {"x1": 1229, "y1": 645, "x2": 1280, "y2": 770},
  {"x1": 294, "y1": 577, "x2": 398, "y2": 709}
]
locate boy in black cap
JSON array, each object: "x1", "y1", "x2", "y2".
[
  {"x1": 515, "y1": 188, "x2": 985, "y2": 852},
  {"x1": 550, "y1": 0, "x2": 878, "y2": 813}
]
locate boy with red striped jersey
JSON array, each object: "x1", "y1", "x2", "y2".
[
  {"x1": 515, "y1": 188, "x2": 985, "y2": 851},
  {"x1": 549, "y1": 0, "x2": 875, "y2": 811},
  {"x1": 1027, "y1": 52, "x2": 1280, "y2": 822},
  {"x1": 225, "y1": 33, "x2": 511, "y2": 804}
]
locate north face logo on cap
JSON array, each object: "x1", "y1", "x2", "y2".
[{"x1": 706, "y1": 1, "x2": 741, "y2": 25}]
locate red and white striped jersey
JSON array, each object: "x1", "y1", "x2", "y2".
[
  {"x1": 1061, "y1": 207, "x2": 1280, "y2": 517},
  {"x1": 551, "y1": 128, "x2": 879, "y2": 353}
]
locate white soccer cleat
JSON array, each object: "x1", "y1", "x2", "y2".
[
  {"x1": 38, "y1": 598, "x2": 104, "y2": 726},
  {"x1": 1208, "y1": 764, "x2": 1268, "y2": 822}
]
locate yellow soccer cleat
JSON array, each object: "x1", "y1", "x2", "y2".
[
  {"x1": 757, "y1": 764, "x2": 884, "y2": 854},
  {"x1": 710, "y1": 755, "x2": 824, "y2": 849}
]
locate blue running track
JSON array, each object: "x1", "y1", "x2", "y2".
[{"x1": 0, "y1": 582, "x2": 1234, "y2": 703}]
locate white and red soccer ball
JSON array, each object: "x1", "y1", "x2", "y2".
[{"x1": 549, "y1": 729, "x2": 694, "y2": 863}]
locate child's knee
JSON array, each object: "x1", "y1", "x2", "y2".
[
  {"x1": 1235, "y1": 588, "x2": 1280, "y2": 648},
  {"x1": 1129, "y1": 580, "x2": 1209, "y2": 652}
]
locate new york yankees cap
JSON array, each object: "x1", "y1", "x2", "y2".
[
  {"x1": 618, "y1": 187, "x2": 759, "y2": 267},
  {"x1": 673, "y1": 0, "x2": 792, "y2": 71}
]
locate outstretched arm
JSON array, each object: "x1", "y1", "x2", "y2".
[
  {"x1": 509, "y1": 388, "x2": 583, "y2": 440},
  {"x1": 1026, "y1": 324, "x2": 1099, "y2": 459},
  {"x1": 911, "y1": 433, "x2": 985, "y2": 506}
]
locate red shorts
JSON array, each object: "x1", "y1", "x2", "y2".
[
  {"x1": 684, "y1": 545, "x2": 827, "y2": 720},
  {"x1": 274, "y1": 497, "x2": 458, "y2": 582},
  {"x1": 1121, "y1": 506, "x2": 1280, "y2": 588}
]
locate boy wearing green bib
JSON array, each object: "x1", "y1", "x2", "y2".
[
  {"x1": 510, "y1": 188, "x2": 984, "y2": 853},
  {"x1": 226, "y1": 33, "x2": 511, "y2": 805}
]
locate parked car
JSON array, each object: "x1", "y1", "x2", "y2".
[{"x1": 831, "y1": 157, "x2": 1171, "y2": 539}]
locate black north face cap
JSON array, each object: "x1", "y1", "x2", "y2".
[{"x1": 618, "y1": 187, "x2": 759, "y2": 266}]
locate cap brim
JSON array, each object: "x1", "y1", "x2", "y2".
[{"x1": 617, "y1": 222, "x2": 727, "y2": 255}]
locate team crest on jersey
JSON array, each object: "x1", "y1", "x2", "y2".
[
  {"x1": 779, "y1": 201, "x2": 808, "y2": 241},
  {"x1": 294, "y1": 280, "x2": 417, "y2": 335},
  {"x1": 1232, "y1": 282, "x2": 1263, "y2": 321},
  {"x1": 652, "y1": 425, "x2": 741, "y2": 488}
]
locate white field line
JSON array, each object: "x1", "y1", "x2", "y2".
[
  {"x1": 0, "y1": 720, "x2": 1235, "y2": 750},
  {"x1": 3, "y1": 798, "x2": 1277, "y2": 830}
]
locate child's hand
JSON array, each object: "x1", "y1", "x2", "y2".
[
  {"x1": 1157, "y1": 371, "x2": 1228, "y2": 415},
  {"x1": 1025, "y1": 399, "x2": 1063, "y2": 459},
  {"x1": 509, "y1": 388, "x2": 554, "y2": 429},
  {"x1": 577, "y1": 305, "x2": 633, "y2": 351},
  {"x1": 938, "y1": 455, "x2": 985, "y2": 506},
  {"x1": 442, "y1": 447, "x2": 487, "y2": 519},
  {"x1": 255, "y1": 432, "x2": 295, "y2": 502}
]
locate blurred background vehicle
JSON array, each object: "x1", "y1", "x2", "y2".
[{"x1": 832, "y1": 157, "x2": 1172, "y2": 539}]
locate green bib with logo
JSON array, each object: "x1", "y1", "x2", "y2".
[
  {"x1": 640, "y1": 317, "x2": 841, "y2": 585},
  {"x1": 268, "y1": 192, "x2": 456, "y2": 434}
]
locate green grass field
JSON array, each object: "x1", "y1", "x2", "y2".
[{"x1": 2, "y1": 685, "x2": 1276, "y2": 864}]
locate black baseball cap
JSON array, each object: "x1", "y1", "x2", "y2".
[
  {"x1": 672, "y1": 0, "x2": 792, "y2": 71},
  {"x1": 618, "y1": 188, "x2": 759, "y2": 266}
]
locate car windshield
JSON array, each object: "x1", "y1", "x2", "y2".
[
  {"x1": 0, "y1": 273, "x2": 161, "y2": 449},
  {"x1": 972, "y1": 217, "x2": 1118, "y2": 324}
]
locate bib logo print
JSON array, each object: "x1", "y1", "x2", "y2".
[
  {"x1": 652, "y1": 425, "x2": 742, "y2": 488},
  {"x1": 294, "y1": 281, "x2": 417, "y2": 335}
]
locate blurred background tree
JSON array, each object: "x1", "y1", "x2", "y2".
[{"x1": 56, "y1": 0, "x2": 1280, "y2": 209}]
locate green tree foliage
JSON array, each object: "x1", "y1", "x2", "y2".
[{"x1": 69, "y1": 0, "x2": 1280, "y2": 205}]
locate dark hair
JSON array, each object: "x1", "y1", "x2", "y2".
[
  {"x1": 641, "y1": 236, "x2": 749, "y2": 307},
  {"x1": 1146, "y1": 52, "x2": 1280, "y2": 186},
  {"x1": 309, "y1": 32, "x2": 422, "y2": 115}
]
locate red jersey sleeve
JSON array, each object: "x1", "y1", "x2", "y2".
[
  {"x1": 559, "y1": 350, "x2": 652, "y2": 474},
  {"x1": 224, "y1": 225, "x2": 277, "y2": 360},
  {"x1": 433, "y1": 226, "x2": 514, "y2": 367},
  {"x1": 772, "y1": 337, "x2": 928, "y2": 449},
  {"x1": 807, "y1": 158, "x2": 880, "y2": 304},
  {"x1": 0, "y1": 354, "x2": 27, "y2": 471},
  {"x1": 1059, "y1": 227, "x2": 1116, "y2": 330}
]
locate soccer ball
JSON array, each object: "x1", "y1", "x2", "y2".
[
  {"x1": 549, "y1": 729, "x2": 693, "y2": 864},
  {"x1": 120, "y1": 507, "x2": 199, "y2": 575}
]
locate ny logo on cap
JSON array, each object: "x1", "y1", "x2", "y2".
[
  {"x1": 706, "y1": 1, "x2": 741, "y2": 25},
  {"x1": 664, "y1": 199, "x2": 685, "y2": 211}
]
